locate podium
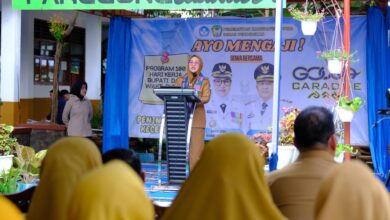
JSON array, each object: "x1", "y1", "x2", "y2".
[{"x1": 154, "y1": 88, "x2": 201, "y2": 184}]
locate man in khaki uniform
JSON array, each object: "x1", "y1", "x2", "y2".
[{"x1": 267, "y1": 106, "x2": 338, "y2": 220}]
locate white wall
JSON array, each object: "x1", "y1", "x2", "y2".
[
  {"x1": 1, "y1": 0, "x2": 21, "y2": 102},
  {"x1": 85, "y1": 14, "x2": 102, "y2": 100}
]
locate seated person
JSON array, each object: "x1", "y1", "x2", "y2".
[
  {"x1": 315, "y1": 161, "x2": 390, "y2": 219},
  {"x1": 102, "y1": 148, "x2": 144, "y2": 181}
]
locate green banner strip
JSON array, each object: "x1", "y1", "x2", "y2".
[{"x1": 13, "y1": 0, "x2": 285, "y2": 10}]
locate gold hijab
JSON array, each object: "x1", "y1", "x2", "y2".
[
  {"x1": 162, "y1": 133, "x2": 286, "y2": 220},
  {"x1": 27, "y1": 137, "x2": 102, "y2": 220},
  {"x1": 68, "y1": 160, "x2": 154, "y2": 220},
  {"x1": 0, "y1": 196, "x2": 24, "y2": 220},
  {"x1": 314, "y1": 161, "x2": 390, "y2": 220}
]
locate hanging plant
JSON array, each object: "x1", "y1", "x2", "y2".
[
  {"x1": 287, "y1": 8, "x2": 324, "y2": 22},
  {"x1": 288, "y1": 3, "x2": 325, "y2": 36},
  {"x1": 317, "y1": 50, "x2": 358, "y2": 74},
  {"x1": 317, "y1": 49, "x2": 358, "y2": 62},
  {"x1": 338, "y1": 96, "x2": 362, "y2": 112},
  {"x1": 336, "y1": 96, "x2": 362, "y2": 122}
]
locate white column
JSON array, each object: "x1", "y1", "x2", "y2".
[
  {"x1": 20, "y1": 11, "x2": 34, "y2": 99},
  {"x1": 85, "y1": 14, "x2": 102, "y2": 100},
  {"x1": 1, "y1": 0, "x2": 21, "y2": 102}
]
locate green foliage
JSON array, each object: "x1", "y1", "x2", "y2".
[
  {"x1": 336, "y1": 143, "x2": 358, "y2": 157},
  {"x1": 91, "y1": 102, "x2": 103, "y2": 129},
  {"x1": 279, "y1": 107, "x2": 301, "y2": 145},
  {"x1": 13, "y1": 145, "x2": 47, "y2": 184},
  {"x1": 49, "y1": 15, "x2": 67, "y2": 42},
  {"x1": 0, "y1": 167, "x2": 21, "y2": 194},
  {"x1": 288, "y1": 3, "x2": 325, "y2": 21},
  {"x1": 0, "y1": 125, "x2": 18, "y2": 156},
  {"x1": 338, "y1": 96, "x2": 362, "y2": 112},
  {"x1": 318, "y1": 50, "x2": 358, "y2": 62}
]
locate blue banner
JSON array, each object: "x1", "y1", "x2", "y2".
[{"x1": 128, "y1": 16, "x2": 368, "y2": 145}]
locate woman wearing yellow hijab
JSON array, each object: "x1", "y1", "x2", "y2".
[
  {"x1": 27, "y1": 137, "x2": 102, "y2": 220},
  {"x1": 162, "y1": 133, "x2": 286, "y2": 220},
  {"x1": 0, "y1": 196, "x2": 24, "y2": 220},
  {"x1": 67, "y1": 160, "x2": 154, "y2": 220},
  {"x1": 314, "y1": 161, "x2": 390, "y2": 220}
]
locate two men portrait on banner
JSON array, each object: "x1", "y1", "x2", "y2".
[
  {"x1": 206, "y1": 61, "x2": 275, "y2": 138},
  {"x1": 176, "y1": 54, "x2": 275, "y2": 169}
]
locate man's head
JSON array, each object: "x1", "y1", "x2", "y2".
[
  {"x1": 212, "y1": 63, "x2": 232, "y2": 97},
  {"x1": 254, "y1": 63, "x2": 274, "y2": 102},
  {"x1": 102, "y1": 148, "x2": 144, "y2": 181},
  {"x1": 294, "y1": 106, "x2": 336, "y2": 154},
  {"x1": 60, "y1": 89, "x2": 70, "y2": 101}
]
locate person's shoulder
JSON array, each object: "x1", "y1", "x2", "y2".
[
  {"x1": 266, "y1": 164, "x2": 297, "y2": 184},
  {"x1": 68, "y1": 95, "x2": 78, "y2": 101}
]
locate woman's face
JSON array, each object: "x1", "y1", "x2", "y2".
[
  {"x1": 188, "y1": 57, "x2": 201, "y2": 74},
  {"x1": 80, "y1": 84, "x2": 87, "y2": 97}
]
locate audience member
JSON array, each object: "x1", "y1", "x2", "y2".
[
  {"x1": 0, "y1": 196, "x2": 24, "y2": 220},
  {"x1": 68, "y1": 160, "x2": 154, "y2": 220},
  {"x1": 102, "y1": 148, "x2": 144, "y2": 181},
  {"x1": 267, "y1": 106, "x2": 338, "y2": 220},
  {"x1": 62, "y1": 81, "x2": 93, "y2": 137},
  {"x1": 60, "y1": 89, "x2": 70, "y2": 101},
  {"x1": 27, "y1": 137, "x2": 102, "y2": 220},
  {"x1": 46, "y1": 89, "x2": 69, "y2": 124},
  {"x1": 162, "y1": 133, "x2": 286, "y2": 220},
  {"x1": 314, "y1": 161, "x2": 390, "y2": 220}
]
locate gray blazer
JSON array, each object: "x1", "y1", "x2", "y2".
[{"x1": 62, "y1": 95, "x2": 93, "y2": 137}]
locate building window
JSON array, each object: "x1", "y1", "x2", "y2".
[{"x1": 34, "y1": 19, "x2": 85, "y2": 86}]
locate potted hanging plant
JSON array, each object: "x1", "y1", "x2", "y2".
[
  {"x1": 318, "y1": 50, "x2": 358, "y2": 74},
  {"x1": 334, "y1": 143, "x2": 358, "y2": 163},
  {"x1": 288, "y1": 4, "x2": 325, "y2": 36},
  {"x1": 0, "y1": 125, "x2": 19, "y2": 173},
  {"x1": 336, "y1": 96, "x2": 362, "y2": 122}
]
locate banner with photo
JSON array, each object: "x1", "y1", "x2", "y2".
[{"x1": 129, "y1": 16, "x2": 368, "y2": 145}]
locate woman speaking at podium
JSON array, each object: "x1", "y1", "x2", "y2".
[{"x1": 176, "y1": 54, "x2": 211, "y2": 171}]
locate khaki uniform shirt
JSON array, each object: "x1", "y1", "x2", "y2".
[
  {"x1": 176, "y1": 75, "x2": 211, "y2": 128},
  {"x1": 267, "y1": 150, "x2": 337, "y2": 220}
]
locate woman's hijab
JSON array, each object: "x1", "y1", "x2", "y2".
[
  {"x1": 314, "y1": 161, "x2": 390, "y2": 220},
  {"x1": 162, "y1": 133, "x2": 286, "y2": 220},
  {"x1": 27, "y1": 137, "x2": 102, "y2": 220},
  {"x1": 70, "y1": 81, "x2": 87, "y2": 100},
  {"x1": 68, "y1": 160, "x2": 154, "y2": 220},
  {"x1": 0, "y1": 196, "x2": 24, "y2": 220}
]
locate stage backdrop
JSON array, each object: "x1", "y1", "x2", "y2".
[{"x1": 128, "y1": 16, "x2": 368, "y2": 145}]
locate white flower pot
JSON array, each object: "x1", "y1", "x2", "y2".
[
  {"x1": 334, "y1": 152, "x2": 344, "y2": 163},
  {"x1": 327, "y1": 59, "x2": 343, "y2": 74},
  {"x1": 336, "y1": 106, "x2": 354, "y2": 122},
  {"x1": 0, "y1": 155, "x2": 14, "y2": 173},
  {"x1": 277, "y1": 145, "x2": 300, "y2": 169},
  {"x1": 301, "y1": 20, "x2": 318, "y2": 36}
]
